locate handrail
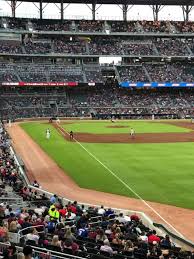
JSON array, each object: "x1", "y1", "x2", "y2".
[
  {"x1": 16, "y1": 225, "x2": 46, "y2": 244},
  {"x1": 0, "y1": 197, "x2": 23, "y2": 200},
  {"x1": 153, "y1": 222, "x2": 194, "y2": 249},
  {"x1": 18, "y1": 225, "x2": 45, "y2": 237},
  {"x1": 0, "y1": 241, "x2": 86, "y2": 259}
]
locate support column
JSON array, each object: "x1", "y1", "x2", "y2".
[
  {"x1": 185, "y1": 5, "x2": 189, "y2": 21},
  {"x1": 150, "y1": 5, "x2": 164, "y2": 21},
  {"x1": 61, "y1": 0, "x2": 64, "y2": 20},
  {"x1": 182, "y1": 5, "x2": 193, "y2": 21},
  {"x1": 153, "y1": 5, "x2": 159, "y2": 21},
  {"x1": 122, "y1": 4, "x2": 128, "y2": 21},
  {"x1": 117, "y1": 4, "x2": 133, "y2": 21},
  {"x1": 40, "y1": 0, "x2": 43, "y2": 20},
  {"x1": 86, "y1": 2, "x2": 101, "y2": 20},
  {"x1": 11, "y1": 0, "x2": 17, "y2": 18},
  {"x1": 92, "y1": 3, "x2": 96, "y2": 20}
]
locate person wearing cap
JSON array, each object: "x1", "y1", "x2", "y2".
[{"x1": 148, "y1": 230, "x2": 161, "y2": 244}]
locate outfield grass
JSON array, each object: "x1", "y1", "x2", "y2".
[
  {"x1": 21, "y1": 121, "x2": 194, "y2": 210},
  {"x1": 62, "y1": 121, "x2": 191, "y2": 134}
]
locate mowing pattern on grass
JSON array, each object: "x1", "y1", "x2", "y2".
[{"x1": 21, "y1": 121, "x2": 194, "y2": 210}]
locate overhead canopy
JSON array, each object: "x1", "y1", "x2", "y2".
[
  {"x1": 15, "y1": 0, "x2": 194, "y2": 5},
  {"x1": 5, "y1": 0, "x2": 194, "y2": 21}
]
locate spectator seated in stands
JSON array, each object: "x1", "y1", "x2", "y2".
[
  {"x1": 26, "y1": 228, "x2": 40, "y2": 245},
  {"x1": 32, "y1": 180, "x2": 39, "y2": 188}
]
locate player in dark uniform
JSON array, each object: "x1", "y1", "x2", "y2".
[{"x1": 70, "y1": 131, "x2": 74, "y2": 140}]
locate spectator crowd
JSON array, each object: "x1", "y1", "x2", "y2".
[
  {"x1": 0, "y1": 86, "x2": 194, "y2": 119},
  {"x1": 1, "y1": 61, "x2": 194, "y2": 84},
  {"x1": 0, "y1": 37, "x2": 193, "y2": 57},
  {"x1": 2, "y1": 17, "x2": 194, "y2": 34}
]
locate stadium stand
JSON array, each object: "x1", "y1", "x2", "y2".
[
  {"x1": 1, "y1": 17, "x2": 194, "y2": 34},
  {"x1": 0, "y1": 37, "x2": 193, "y2": 56},
  {"x1": 0, "y1": 85, "x2": 193, "y2": 119},
  {"x1": 1, "y1": 14, "x2": 194, "y2": 120},
  {"x1": 1, "y1": 10, "x2": 194, "y2": 257}
]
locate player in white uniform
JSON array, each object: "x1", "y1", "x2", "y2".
[
  {"x1": 46, "y1": 128, "x2": 51, "y2": 139},
  {"x1": 130, "y1": 128, "x2": 135, "y2": 138}
]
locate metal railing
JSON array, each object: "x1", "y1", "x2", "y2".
[{"x1": 0, "y1": 241, "x2": 85, "y2": 259}]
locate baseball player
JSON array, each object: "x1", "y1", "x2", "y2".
[
  {"x1": 111, "y1": 117, "x2": 115, "y2": 123},
  {"x1": 130, "y1": 128, "x2": 135, "y2": 138},
  {"x1": 56, "y1": 117, "x2": 60, "y2": 124},
  {"x1": 70, "y1": 131, "x2": 74, "y2": 140},
  {"x1": 46, "y1": 128, "x2": 51, "y2": 140}
]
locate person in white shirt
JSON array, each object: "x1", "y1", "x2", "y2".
[
  {"x1": 46, "y1": 129, "x2": 51, "y2": 139},
  {"x1": 34, "y1": 205, "x2": 45, "y2": 216},
  {"x1": 32, "y1": 180, "x2": 39, "y2": 188},
  {"x1": 139, "y1": 232, "x2": 148, "y2": 243},
  {"x1": 4, "y1": 205, "x2": 11, "y2": 217},
  {"x1": 116, "y1": 213, "x2": 129, "y2": 224},
  {"x1": 100, "y1": 239, "x2": 116, "y2": 255},
  {"x1": 98, "y1": 205, "x2": 105, "y2": 215},
  {"x1": 66, "y1": 211, "x2": 76, "y2": 220},
  {"x1": 26, "y1": 228, "x2": 40, "y2": 244}
]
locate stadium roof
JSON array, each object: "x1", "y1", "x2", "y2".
[{"x1": 16, "y1": 0, "x2": 194, "y2": 5}]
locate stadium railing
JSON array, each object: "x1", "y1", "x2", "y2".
[
  {"x1": 0, "y1": 241, "x2": 86, "y2": 259},
  {"x1": 0, "y1": 197, "x2": 24, "y2": 207},
  {"x1": 153, "y1": 223, "x2": 194, "y2": 250},
  {"x1": 8, "y1": 225, "x2": 45, "y2": 244}
]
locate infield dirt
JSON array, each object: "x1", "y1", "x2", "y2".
[{"x1": 54, "y1": 121, "x2": 194, "y2": 144}]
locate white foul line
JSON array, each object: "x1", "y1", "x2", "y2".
[{"x1": 56, "y1": 123, "x2": 184, "y2": 238}]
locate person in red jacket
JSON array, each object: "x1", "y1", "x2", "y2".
[
  {"x1": 148, "y1": 230, "x2": 161, "y2": 244},
  {"x1": 59, "y1": 207, "x2": 67, "y2": 217}
]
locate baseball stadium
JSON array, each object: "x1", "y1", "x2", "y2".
[{"x1": 2, "y1": 0, "x2": 194, "y2": 258}]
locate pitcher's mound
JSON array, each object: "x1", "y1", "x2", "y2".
[{"x1": 107, "y1": 125, "x2": 128, "y2": 128}]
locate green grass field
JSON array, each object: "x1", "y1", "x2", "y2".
[
  {"x1": 62, "y1": 120, "x2": 190, "y2": 134},
  {"x1": 21, "y1": 121, "x2": 194, "y2": 210}
]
